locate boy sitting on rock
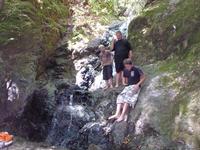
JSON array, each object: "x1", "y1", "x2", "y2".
[
  {"x1": 108, "y1": 58, "x2": 145, "y2": 122},
  {"x1": 99, "y1": 45, "x2": 113, "y2": 89}
]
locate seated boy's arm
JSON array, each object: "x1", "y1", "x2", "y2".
[
  {"x1": 123, "y1": 77, "x2": 128, "y2": 85},
  {"x1": 122, "y1": 71, "x2": 128, "y2": 85},
  {"x1": 137, "y1": 74, "x2": 146, "y2": 87}
]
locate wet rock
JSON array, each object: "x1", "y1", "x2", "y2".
[
  {"x1": 92, "y1": 88, "x2": 122, "y2": 119},
  {"x1": 75, "y1": 56, "x2": 101, "y2": 90},
  {"x1": 55, "y1": 86, "x2": 92, "y2": 106},
  {"x1": 89, "y1": 71, "x2": 106, "y2": 91},
  {"x1": 45, "y1": 42, "x2": 75, "y2": 81},
  {"x1": 8, "y1": 136, "x2": 66, "y2": 150},
  {"x1": 47, "y1": 105, "x2": 95, "y2": 149},
  {"x1": 108, "y1": 21, "x2": 124, "y2": 30},
  {"x1": 88, "y1": 144, "x2": 103, "y2": 150},
  {"x1": 17, "y1": 87, "x2": 56, "y2": 141},
  {"x1": 112, "y1": 121, "x2": 128, "y2": 149},
  {"x1": 70, "y1": 37, "x2": 102, "y2": 59},
  {"x1": 86, "y1": 38, "x2": 102, "y2": 52},
  {"x1": 80, "y1": 122, "x2": 111, "y2": 150},
  {"x1": 46, "y1": 85, "x2": 97, "y2": 149},
  {"x1": 102, "y1": 21, "x2": 128, "y2": 44},
  {"x1": 44, "y1": 86, "x2": 122, "y2": 150}
]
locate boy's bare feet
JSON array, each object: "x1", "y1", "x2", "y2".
[
  {"x1": 108, "y1": 114, "x2": 119, "y2": 120},
  {"x1": 115, "y1": 84, "x2": 119, "y2": 88},
  {"x1": 124, "y1": 114, "x2": 128, "y2": 122},
  {"x1": 103, "y1": 86, "x2": 109, "y2": 90},
  {"x1": 116, "y1": 115, "x2": 124, "y2": 122}
]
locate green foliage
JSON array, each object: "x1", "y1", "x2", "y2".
[
  {"x1": 142, "y1": 0, "x2": 168, "y2": 20},
  {"x1": 88, "y1": 0, "x2": 118, "y2": 24},
  {"x1": 0, "y1": 0, "x2": 35, "y2": 43},
  {"x1": 89, "y1": 0, "x2": 116, "y2": 14},
  {"x1": 128, "y1": 0, "x2": 200, "y2": 65},
  {"x1": 0, "y1": 0, "x2": 69, "y2": 48}
]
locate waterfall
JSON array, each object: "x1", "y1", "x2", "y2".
[
  {"x1": 69, "y1": 94, "x2": 73, "y2": 106},
  {"x1": 68, "y1": 94, "x2": 74, "y2": 131},
  {"x1": 6, "y1": 79, "x2": 19, "y2": 102}
]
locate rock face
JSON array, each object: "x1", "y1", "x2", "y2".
[
  {"x1": 0, "y1": 39, "x2": 74, "y2": 130},
  {"x1": 17, "y1": 88, "x2": 56, "y2": 141},
  {"x1": 0, "y1": 0, "x2": 70, "y2": 128},
  {"x1": 127, "y1": 0, "x2": 200, "y2": 149},
  {"x1": 46, "y1": 43, "x2": 75, "y2": 81},
  {"x1": 0, "y1": 36, "x2": 39, "y2": 124},
  {"x1": 128, "y1": 0, "x2": 200, "y2": 64}
]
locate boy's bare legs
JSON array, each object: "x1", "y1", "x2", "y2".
[
  {"x1": 108, "y1": 103, "x2": 123, "y2": 120},
  {"x1": 104, "y1": 80, "x2": 109, "y2": 89},
  {"x1": 109, "y1": 78, "x2": 113, "y2": 88},
  {"x1": 115, "y1": 71, "x2": 122, "y2": 87},
  {"x1": 116, "y1": 103, "x2": 129, "y2": 122}
]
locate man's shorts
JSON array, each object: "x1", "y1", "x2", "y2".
[
  {"x1": 103, "y1": 65, "x2": 113, "y2": 80},
  {"x1": 117, "y1": 85, "x2": 141, "y2": 107},
  {"x1": 114, "y1": 56, "x2": 127, "y2": 73},
  {"x1": 115, "y1": 61, "x2": 124, "y2": 73}
]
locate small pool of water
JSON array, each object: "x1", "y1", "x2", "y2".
[{"x1": 7, "y1": 137, "x2": 66, "y2": 150}]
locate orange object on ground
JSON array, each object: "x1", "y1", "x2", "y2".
[{"x1": 0, "y1": 132, "x2": 13, "y2": 142}]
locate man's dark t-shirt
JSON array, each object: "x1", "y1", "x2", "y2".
[
  {"x1": 112, "y1": 39, "x2": 132, "y2": 72},
  {"x1": 112, "y1": 39, "x2": 132, "y2": 61},
  {"x1": 123, "y1": 67, "x2": 144, "y2": 86}
]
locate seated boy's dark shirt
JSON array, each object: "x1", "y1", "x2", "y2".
[{"x1": 123, "y1": 67, "x2": 143, "y2": 86}]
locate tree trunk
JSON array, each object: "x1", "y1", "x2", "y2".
[{"x1": 0, "y1": 0, "x2": 4, "y2": 10}]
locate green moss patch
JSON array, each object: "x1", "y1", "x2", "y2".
[
  {"x1": 128, "y1": 0, "x2": 200, "y2": 65},
  {"x1": 0, "y1": 0, "x2": 69, "y2": 50}
]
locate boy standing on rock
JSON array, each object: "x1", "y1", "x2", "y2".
[
  {"x1": 109, "y1": 58, "x2": 145, "y2": 122},
  {"x1": 99, "y1": 45, "x2": 113, "y2": 89}
]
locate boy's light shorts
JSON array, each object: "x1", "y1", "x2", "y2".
[{"x1": 116, "y1": 85, "x2": 141, "y2": 107}]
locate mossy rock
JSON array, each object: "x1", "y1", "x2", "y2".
[{"x1": 128, "y1": 0, "x2": 200, "y2": 65}]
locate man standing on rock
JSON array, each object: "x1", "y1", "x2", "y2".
[{"x1": 111, "y1": 31, "x2": 133, "y2": 87}]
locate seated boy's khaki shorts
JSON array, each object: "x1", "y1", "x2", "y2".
[{"x1": 117, "y1": 85, "x2": 141, "y2": 107}]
